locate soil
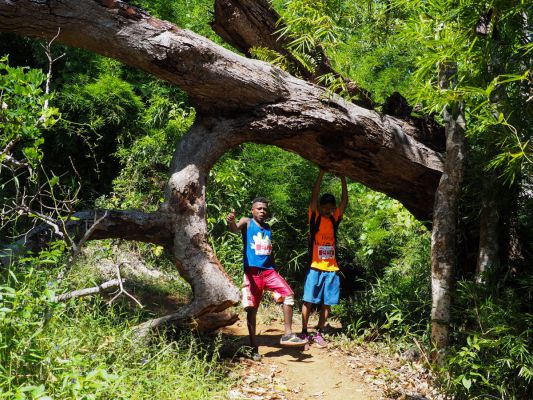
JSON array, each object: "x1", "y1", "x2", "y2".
[{"x1": 223, "y1": 316, "x2": 381, "y2": 400}]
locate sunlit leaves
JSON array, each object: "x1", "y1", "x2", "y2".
[
  {"x1": 249, "y1": 47, "x2": 293, "y2": 71},
  {"x1": 0, "y1": 57, "x2": 58, "y2": 169},
  {"x1": 396, "y1": 0, "x2": 532, "y2": 185}
]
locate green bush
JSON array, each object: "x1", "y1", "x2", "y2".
[{"x1": 443, "y1": 277, "x2": 533, "y2": 399}]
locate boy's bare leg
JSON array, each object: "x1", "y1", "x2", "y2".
[
  {"x1": 318, "y1": 305, "x2": 331, "y2": 330},
  {"x1": 301, "y1": 301, "x2": 312, "y2": 332},
  {"x1": 282, "y1": 304, "x2": 293, "y2": 336},
  {"x1": 246, "y1": 307, "x2": 259, "y2": 350}
]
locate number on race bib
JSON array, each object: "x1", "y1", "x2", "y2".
[{"x1": 318, "y1": 245, "x2": 335, "y2": 259}]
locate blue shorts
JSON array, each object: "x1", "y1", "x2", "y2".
[{"x1": 302, "y1": 269, "x2": 340, "y2": 305}]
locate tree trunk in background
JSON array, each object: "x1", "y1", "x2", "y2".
[
  {"x1": 430, "y1": 62, "x2": 465, "y2": 363},
  {"x1": 476, "y1": 174, "x2": 500, "y2": 283}
]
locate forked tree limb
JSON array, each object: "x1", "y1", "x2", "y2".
[
  {"x1": 51, "y1": 278, "x2": 125, "y2": 302},
  {"x1": 211, "y1": 0, "x2": 374, "y2": 108},
  {"x1": 108, "y1": 261, "x2": 143, "y2": 307}
]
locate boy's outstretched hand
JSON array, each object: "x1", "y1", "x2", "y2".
[{"x1": 226, "y1": 209, "x2": 236, "y2": 223}]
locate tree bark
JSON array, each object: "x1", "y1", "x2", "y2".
[
  {"x1": 133, "y1": 120, "x2": 244, "y2": 334},
  {"x1": 476, "y1": 175, "x2": 500, "y2": 283},
  {"x1": 211, "y1": 0, "x2": 374, "y2": 108},
  {"x1": 52, "y1": 278, "x2": 125, "y2": 302},
  {"x1": 211, "y1": 0, "x2": 445, "y2": 152},
  {"x1": 430, "y1": 63, "x2": 465, "y2": 363}
]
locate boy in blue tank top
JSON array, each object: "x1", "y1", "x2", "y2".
[{"x1": 226, "y1": 197, "x2": 307, "y2": 361}]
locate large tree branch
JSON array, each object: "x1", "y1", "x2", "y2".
[
  {"x1": 0, "y1": 0, "x2": 287, "y2": 112},
  {"x1": 249, "y1": 95, "x2": 443, "y2": 221},
  {"x1": 1, "y1": 209, "x2": 172, "y2": 264},
  {"x1": 0, "y1": 0, "x2": 443, "y2": 220},
  {"x1": 211, "y1": 0, "x2": 374, "y2": 108},
  {"x1": 211, "y1": 0, "x2": 445, "y2": 152},
  {"x1": 177, "y1": 100, "x2": 442, "y2": 221}
]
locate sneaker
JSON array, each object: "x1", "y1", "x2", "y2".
[
  {"x1": 280, "y1": 333, "x2": 308, "y2": 347},
  {"x1": 251, "y1": 351, "x2": 262, "y2": 362},
  {"x1": 300, "y1": 333, "x2": 311, "y2": 351},
  {"x1": 300, "y1": 332, "x2": 311, "y2": 343},
  {"x1": 249, "y1": 347, "x2": 262, "y2": 361},
  {"x1": 312, "y1": 331, "x2": 328, "y2": 348}
]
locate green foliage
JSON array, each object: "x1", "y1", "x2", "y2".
[
  {"x1": 270, "y1": 0, "x2": 420, "y2": 102},
  {"x1": 0, "y1": 57, "x2": 58, "y2": 169},
  {"x1": 0, "y1": 57, "x2": 61, "y2": 239},
  {"x1": 396, "y1": 0, "x2": 532, "y2": 185},
  {"x1": 443, "y1": 277, "x2": 533, "y2": 399},
  {"x1": 0, "y1": 246, "x2": 233, "y2": 399},
  {"x1": 102, "y1": 95, "x2": 195, "y2": 210},
  {"x1": 129, "y1": 0, "x2": 227, "y2": 46},
  {"x1": 0, "y1": 242, "x2": 66, "y2": 393},
  {"x1": 325, "y1": 0, "x2": 420, "y2": 103},
  {"x1": 276, "y1": 0, "x2": 340, "y2": 73},
  {"x1": 62, "y1": 74, "x2": 142, "y2": 132},
  {"x1": 249, "y1": 46, "x2": 293, "y2": 72}
]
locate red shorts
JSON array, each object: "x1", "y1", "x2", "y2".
[{"x1": 242, "y1": 267, "x2": 294, "y2": 309}]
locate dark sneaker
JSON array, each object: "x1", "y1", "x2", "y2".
[
  {"x1": 312, "y1": 331, "x2": 328, "y2": 348},
  {"x1": 280, "y1": 333, "x2": 308, "y2": 347},
  {"x1": 300, "y1": 333, "x2": 311, "y2": 343},
  {"x1": 300, "y1": 333, "x2": 311, "y2": 351},
  {"x1": 251, "y1": 351, "x2": 262, "y2": 362}
]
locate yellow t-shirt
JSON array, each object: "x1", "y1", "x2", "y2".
[{"x1": 309, "y1": 207, "x2": 341, "y2": 272}]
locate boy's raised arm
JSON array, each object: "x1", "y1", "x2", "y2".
[
  {"x1": 310, "y1": 169, "x2": 325, "y2": 212},
  {"x1": 338, "y1": 176, "x2": 348, "y2": 216}
]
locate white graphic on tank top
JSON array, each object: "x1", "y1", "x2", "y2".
[
  {"x1": 251, "y1": 232, "x2": 272, "y2": 255},
  {"x1": 318, "y1": 245, "x2": 335, "y2": 259}
]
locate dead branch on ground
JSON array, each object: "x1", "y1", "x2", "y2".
[{"x1": 52, "y1": 278, "x2": 125, "y2": 302}]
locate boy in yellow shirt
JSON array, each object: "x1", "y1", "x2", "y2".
[{"x1": 302, "y1": 169, "x2": 348, "y2": 348}]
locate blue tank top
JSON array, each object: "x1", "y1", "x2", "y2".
[{"x1": 243, "y1": 219, "x2": 274, "y2": 269}]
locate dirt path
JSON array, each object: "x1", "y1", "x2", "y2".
[{"x1": 223, "y1": 318, "x2": 381, "y2": 400}]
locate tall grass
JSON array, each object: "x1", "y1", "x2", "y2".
[{"x1": 0, "y1": 245, "x2": 235, "y2": 400}]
